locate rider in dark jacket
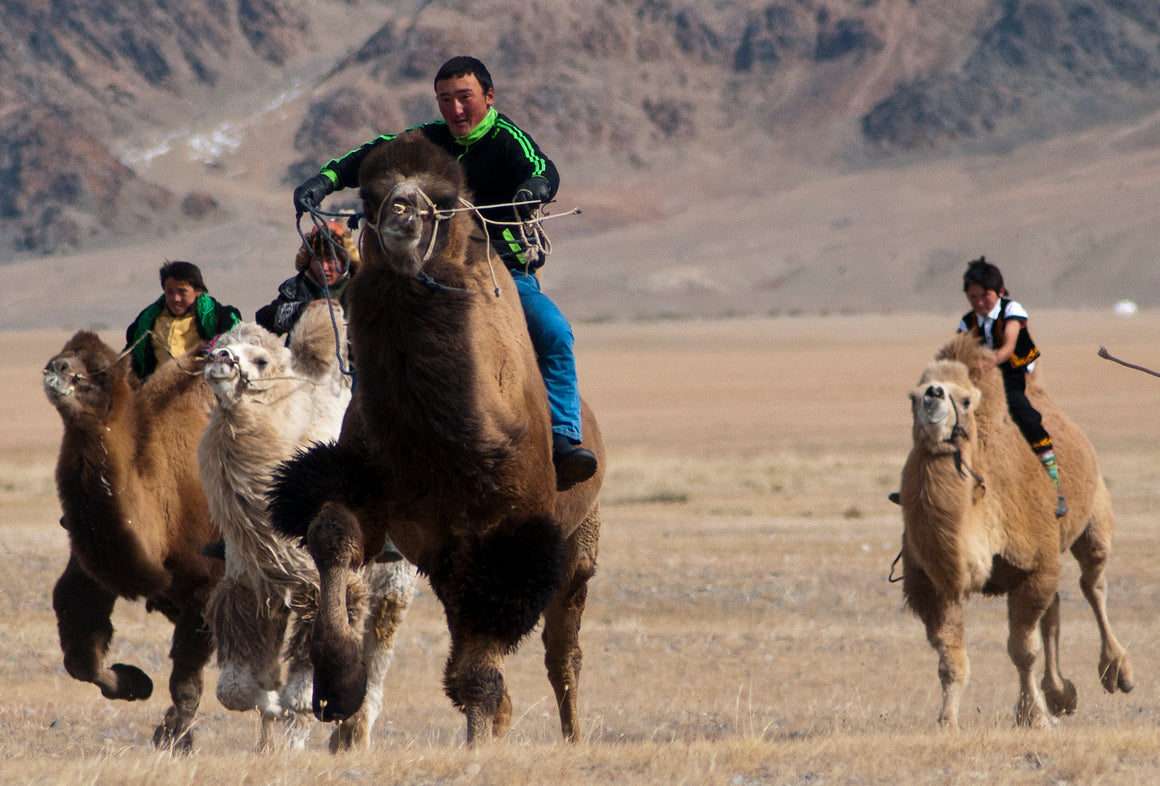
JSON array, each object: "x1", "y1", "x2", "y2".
[
  {"x1": 293, "y1": 56, "x2": 595, "y2": 489},
  {"x1": 256, "y1": 221, "x2": 359, "y2": 336}
]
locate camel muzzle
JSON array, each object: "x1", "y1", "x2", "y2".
[{"x1": 43, "y1": 365, "x2": 79, "y2": 400}]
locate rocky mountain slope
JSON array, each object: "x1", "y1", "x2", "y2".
[{"x1": 2, "y1": 0, "x2": 1159, "y2": 325}]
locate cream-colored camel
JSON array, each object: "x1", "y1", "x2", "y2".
[
  {"x1": 200, "y1": 305, "x2": 417, "y2": 751},
  {"x1": 899, "y1": 332, "x2": 1133, "y2": 729}
]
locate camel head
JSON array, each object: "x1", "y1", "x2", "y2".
[
  {"x1": 204, "y1": 323, "x2": 292, "y2": 409},
  {"x1": 910, "y1": 360, "x2": 980, "y2": 451},
  {"x1": 43, "y1": 330, "x2": 134, "y2": 418},
  {"x1": 357, "y1": 130, "x2": 468, "y2": 278}
]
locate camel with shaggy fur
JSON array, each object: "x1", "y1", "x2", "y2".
[
  {"x1": 899, "y1": 332, "x2": 1133, "y2": 729},
  {"x1": 199, "y1": 305, "x2": 417, "y2": 752},
  {"x1": 43, "y1": 333, "x2": 220, "y2": 751},
  {"x1": 270, "y1": 130, "x2": 605, "y2": 745}
]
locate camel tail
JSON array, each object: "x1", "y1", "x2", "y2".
[
  {"x1": 267, "y1": 441, "x2": 376, "y2": 543},
  {"x1": 429, "y1": 514, "x2": 566, "y2": 653}
]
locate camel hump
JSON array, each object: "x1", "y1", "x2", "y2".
[
  {"x1": 288, "y1": 302, "x2": 346, "y2": 379},
  {"x1": 935, "y1": 333, "x2": 993, "y2": 373}
]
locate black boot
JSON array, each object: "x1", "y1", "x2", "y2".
[
  {"x1": 553, "y1": 433, "x2": 597, "y2": 491},
  {"x1": 1055, "y1": 494, "x2": 1068, "y2": 518},
  {"x1": 375, "y1": 536, "x2": 405, "y2": 563},
  {"x1": 202, "y1": 538, "x2": 226, "y2": 561}
]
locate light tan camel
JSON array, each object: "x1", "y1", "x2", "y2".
[
  {"x1": 199, "y1": 305, "x2": 417, "y2": 752},
  {"x1": 43, "y1": 333, "x2": 220, "y2": 751},
  {"x1": 270, "y1": 130, "x2": 605, "y2": 744},
  {"x1": 899, "y1": 332, "x2": 1134, "y2": 729}
]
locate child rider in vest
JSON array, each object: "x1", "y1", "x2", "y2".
[{"x1": 957, "y1": 256, "x2": 1067, "y2": 518}]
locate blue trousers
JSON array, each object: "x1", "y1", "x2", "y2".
[{"x1": 511, "y1": 270, "x2": 582, "y2": 443}]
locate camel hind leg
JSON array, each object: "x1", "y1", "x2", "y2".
[
  {"x1": 1070, "y1": 517, "x2": 1134, "y2": 694},
  {"x1": 52, "y1": 557, "x2": 153, "y2": 701},
  {"x1": 542, "y1": 507, "x2": 600, "y2": 742}
]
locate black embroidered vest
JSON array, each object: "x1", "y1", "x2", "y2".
[{"x1": 961, "y1": 297, "x2": 1040, "y2": 369}]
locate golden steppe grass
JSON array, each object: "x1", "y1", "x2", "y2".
[{"x1": 2, "y1": 311, "x2": 1160, "y2": 784}]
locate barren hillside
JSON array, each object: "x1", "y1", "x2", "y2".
[{"x1": 1, "y1": 0, "x2": 1159, "y2": 326}]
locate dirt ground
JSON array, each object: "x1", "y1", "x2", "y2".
[{"x1": 2, "y1": 310, "x2": 1160, "y2": 784}]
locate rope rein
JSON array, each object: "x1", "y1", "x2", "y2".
[
  {"x1": 45, "y1": 330, "x2": 155, "y2": 386},
  {"x1": 298, "y1": 190, "x2": 577, "y2": 371},
  {"x1": 206, "y1": 346, "x2": 327, "y2": 393}
]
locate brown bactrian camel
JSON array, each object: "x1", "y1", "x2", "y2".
[
  {"x1": 199, "y1": 306, "x2": 416, "y2": 752},
  {"x1": 43, "y1": 332, "x2": 221, "y2": 751},
  {"x1": 899, "y1": 332, "x2": 1133, "y2": 729},
  {"x1": 269, "y1": 130, "x2": 605, "y2": 744}
]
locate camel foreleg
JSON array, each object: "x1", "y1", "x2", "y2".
[
  {"x1": 207, "y1": 576, "x2": 295, "y2": 750},
  {"x1": 1070, "y1": 527, "x2": 1135, "y2": 694},
  {"x1": 331, "y1": 561, "x2": 417, "y2": 752},
  {"x1": 1007, "y1": 581, "x2": 1053, "y2": 729},
  {"x1": 443, "y1": 630, "x2": 510, "y2": 745},
  {"x1": 542, "y1": 510, "x2": 600, "y2": 742},
  {"x1": 152, "y1": 606, "x2": 215, "y2": 752},
  {"x1": 903, "y1": 558, "x2": 969, "y2": 729},
  {"x1": 307, "y1": 502, "x2": 367, "y2": 723},
  {"x1": 52, "y1": 557, "x2": 153, "y2": 701},
  {"x1": 1039, "y1": 592, "x2": 1078, "y2": 716}
]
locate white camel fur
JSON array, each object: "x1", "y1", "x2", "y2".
[{"x1": 199, "y1": 304, "x2": 417, "y2": 751}]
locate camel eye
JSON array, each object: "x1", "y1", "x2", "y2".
[
  {"x1": 961, "y1": 398, "x2": 971, "y2": 410},
  {"x1": 255, "y1": 357, "x2": 268, "y2": 371}
]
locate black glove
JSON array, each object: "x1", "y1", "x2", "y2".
[
  {"x1": 293, "y1": 174, "x2": 334, "y2": 215},
  {"x1": 513, "y1": 177, "x2": 552, "y2": 219}
]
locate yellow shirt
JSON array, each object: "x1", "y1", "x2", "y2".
[{"x1": 151, "y1": 312, "x2": 201, "y2": 369}]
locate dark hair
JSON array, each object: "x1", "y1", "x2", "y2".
[
  {"x1": 159, "y1": 260, "x2": 207, "y2": 293},
  {"x1": 434, "y1": 56, "x2": 493, "y2": 94},
  {"x1": 962, "y1": 255, "x2": 1005, "y2": 295}
]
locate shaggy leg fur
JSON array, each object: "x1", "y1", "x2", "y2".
[
  {"x1": 53, "y1": 558, "x2": 154, "y2": 701},
  {"x1": 443, "y1": 631, "x2": 509, "y2": 745},
  {"x1": 331, "y1": 561, "x2": 418, "y2": 752},
  {"x1": 542, "y1": 510, "x2": 600, "y2": 742},
  {"x1": 1070, "y1": 527, "x2": 1135, "y2": 694},
  {"x1": 207, "y1": 577, "x2": 293, "y2": 750},
  {"x1": 1038, "y1": 593, "x2": 1078, "y2": 716},
  {"x1": 307, "y1": 502, "x2": 367, "y2": 723},
  {"x1": 904, "y1": 559, "x2": 969, "y2": 729},
  {"x1": 152, "y1": 608, "x2": 215, "y2": 752}
]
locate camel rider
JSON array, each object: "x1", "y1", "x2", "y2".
[
  {"x1": 256, "y1": 221, "x2": 359, "y2": 336},
  {"x1": 293, "y1": 55, "x2": 598, "y2": 490},
  {"x1": 125, "y1": 260, "x2": 241, "y2": 380},
  {"x1": 958, "y1": 257, "x2": 1067, "y2": 518}
]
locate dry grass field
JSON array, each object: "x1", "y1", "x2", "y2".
[{"x1": 2, "y1": 311, "x2": 1160, "y2": 784}]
